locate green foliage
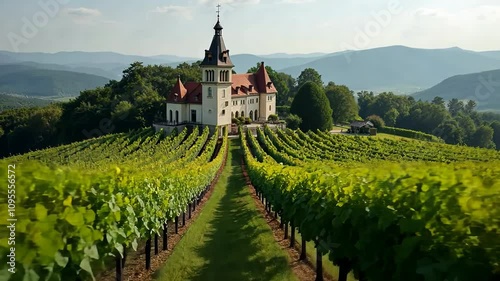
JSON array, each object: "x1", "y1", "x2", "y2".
[
  {"x1": 0, "y1": 127, "x2": 228, "y2": 280},
  {"x1": 0, "y1": 94, "x2": 52, "y2": 111},
  {"x1": 0, "y1": 61, "x2": 202, "y2": 156},
  {"x1": 366, "y1": 115, "x2": 385, "y2": 129},
  {"x1": 240, "y1": 127, "x2": 500, "y2": 281},
  {"x1": 285, "y1": 114, "x2": 302, "y2": 130},
  {"x1": 432, "y1": 120, "x2": 464, "y2": 144},
  {"x1": 268, "y1": 114, "x2": 279, "y2": 122},
  {"x1": 290, "y1": 82, "x2": 333, "y2": 131},
  {"x1": 324, "y1": 82, "x2": 358, "y2": 124},
  {"x1": 276, "y1": 106, "x2": 290, "y2": 118},
  {"x1": 380, "y1": 126, "x2": 443, "y2": 142},
  {"x1": 297, "y1": 68, "x2": 323, "y2": 88},
  {"x1": 244, "y1": 117, "x2": 252, "y2": 124},
  {"x1": 491, "y1": 121, "x2": 500, "y2": 149},
  {"x1": 469, "y1": 125, "x2": 496, "y2": 149}
]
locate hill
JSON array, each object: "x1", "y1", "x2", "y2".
[
  {"x1": 0, "y1": 64, "x2": 110, "y2": 97},
  {"x1": 279, "y1": 46, "x2": 500, "y2": 94},
  {"x1": 0, "y1": 93, "x2": 52, "y2": 111},
  {"x1": 413, "y1": 69, "x2": 500, "y2": 112}
]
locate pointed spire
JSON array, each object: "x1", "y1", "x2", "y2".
[
  {"x1": 255, "y1": 61, "x2": 276, "y2": 93},
  {"x1": 200, "y1": 4, "x2": 233, "y2": 67},
  {"x1": 168, "y1": 76, "x2": 187, "y2": 102}
]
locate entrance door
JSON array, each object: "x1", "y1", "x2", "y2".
[{"x1": 191, "y1": 110, "x2": 197, "y2": 123}]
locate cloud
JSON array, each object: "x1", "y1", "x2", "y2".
[
  {"x1": 151, "y1": 6, "x2": 193, "y2": 20},
  {"x1": 66, "y1": 7, "x2": 101, "y2": 17}
]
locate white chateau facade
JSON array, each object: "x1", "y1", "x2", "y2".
[{"x1": 165, "y1": 19, "x2": 277, "y2": 131}]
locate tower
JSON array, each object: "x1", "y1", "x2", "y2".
[{"x1": 200, "y1": 7, "x2": 233, "y2": 127}]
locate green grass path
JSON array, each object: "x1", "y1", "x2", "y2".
[{"x1": 153, "y1": 139, "x2": 298, "y2": 281}]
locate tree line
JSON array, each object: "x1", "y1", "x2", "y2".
[{"x1": 1, "y1": 62, "x2": 499, "y2": 157}]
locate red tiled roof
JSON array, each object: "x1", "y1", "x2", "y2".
[
  {"x1": 185, "y1": 82, "x2": 202, "y2": 104},
  {"x1": 167, "y1": 61, "x2": 277, "y2": 103},
  {"x1": 167, "y1": 76, "x2": 188, "y2": 103},
  {"x1": 255, "y1": 62, "x2": 277, "y2": 94}
]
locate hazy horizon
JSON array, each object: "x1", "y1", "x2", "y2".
[{"x1": 1, "y1": 0, "x2": 500, "y2": 57}]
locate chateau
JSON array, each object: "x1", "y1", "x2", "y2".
[{"x1": 164, "y1": 18, "x2": 277, "y2": 133}]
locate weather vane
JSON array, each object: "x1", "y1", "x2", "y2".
[{"x1": 216, "y1": 4, "x2": 221, "y2": 20}]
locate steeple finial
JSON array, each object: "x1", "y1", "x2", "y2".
[{"x1": 216, "y1": 4, "x2": 221, "y2": 21}]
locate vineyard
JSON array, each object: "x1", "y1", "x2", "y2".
[
  {"x1": 0, "y1": 126, "x2": 228, "y2": 281},
  {"x1": 242, "y1": 126, "x2": 500, "y2": 281},
  {"x1": 1, "y1": 124, "x2": 499, "y2": 281}
]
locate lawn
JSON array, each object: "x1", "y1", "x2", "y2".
[{"x1": 153, "y1": 139, "x2": 298, "y2": 281}]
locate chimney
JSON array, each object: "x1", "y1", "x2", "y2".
[
  {"x1": 249, "y1": 85, "x2": 254, "y2": 92},
  {"x1": 236, "y1": 86, "x2": 240, "y2": 92}
]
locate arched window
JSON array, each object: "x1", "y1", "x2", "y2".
[
  {"x1": 222, "y1": 89, "x2": 226, "y2": 98},
  {"x1": 254, "y1": 110, "x2": 258, "y2": 120},
  {"x1": 249, "y1": 110, "x2": 253, "y2": 121},
  {"x1": 169, "y1": 110, "x2": 173, "y2": 122},
  {"x1": 175, "y1": 110, "x2": 179, "y2": 124},
  {"x1": 205, "y1": 70, "x2": 209, "y2": 81},
  {"x1": 235, "y1": 111, "x2": 239, "y2": 118},
  {"x1": 269, "y1": 105, "x2": 271, "y2": 111},
  {"x1": 231, "y1": 112, "x2": 234, "y2": 119},
  {"x1": 241, "y1": 111, "x2": 244, "y2": 118},
  {"x1": 208, "y1": 87, "x2": 213, "y2": 98},
  {"x1": 225, "y1": 70, "x2": 229, "y2": 81}
]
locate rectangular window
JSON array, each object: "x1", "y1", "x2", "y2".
[
  {"x1": 225, "y1": 101, "x2": 229, "y2": 107},
  {"x1": 222, "y1": 109, "x2": 226, "y2": 115},
  {"x1": 256, "y1": 98, "x2": 259, "y2": 102}
]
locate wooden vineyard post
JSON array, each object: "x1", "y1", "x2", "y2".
[
  {"x1": 188, "y1": 203, "x2": 192, "y2": 219},
  {"x1": 116, "y1": 253, "x2": 122, "y2": 281},
  {"x1": 284, "y1": 220, "x2": 289, "y2": 239},
  {"x1": 154, "y1": 233, "x2": 159, "y2": 255},
  {"x1": 315, "y1": 242, "x2": 323, "y2": 281},
  {"x1": 122, "y1": 248, "x2": 127, "y2": 268},
  {"x1": 290, "y1": 219, "x2": 295, "y2": 248},
  {"x1": 183, "y1": 211, "x2": 186, "y2": 226},
  {"x1": 145, "y1": 237, "x2": 151, "y2": 270},
  {"x1": 175, "y1": 216, "x2": 179, "y2": 234},
  {"x1": 338, "y1": 264, "x2": 349, "y2": 281},
  {"x1": 300, "y1": 236, "x2": 307, "y2": 260},
  {"x1": 163, "y1": 223, "x2": 168, "y2": 250}
]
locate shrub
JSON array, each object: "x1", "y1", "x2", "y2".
[
  {"x1": 290, "y1": 81, "x2": 333, "y2": 131},
  {"x1": 268, "y1": 114, "x2": 279, "y2": 122},
  {"x1": 244, "y1": 117, "x2": 252, "y2": 124},
  {"x1": 366, "y1": 115, "x2": 385, "y2": 129},
  {"x1": 286, "y1": 114, "x2": 302, "y2": 130}
]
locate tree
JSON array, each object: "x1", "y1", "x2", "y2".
[
  {"x1": 290, "y1": 81, "x2": 333, "y2": 131},
  {"x1": 357, "y1": 91, "x2": 375, "y2": 119},
  {"x1": 464, "y1": 100, "x2": 477, "y2": 114},
  {"x1": 325, "y1": 82, "x2": 358, "y2": 124},
  {"x1": 490, "y1": 121, "x2": 500, "y2": 150},
  {"x1": 297, "y1": 68, "x2": 323, "y2": 88},
  {"x1": 383, "y1": 108, "x2": 399, "y2": 127},
  {"x1": 469, "y1": 125, "x2": 495, "y2": 149},
  {"x1": 286, "y1": 114, "x2": 302, "y2": 130},
  {"x1": 366, "y1": 115, "x2": 385, "y2": 129},
  {"x1": 432, "y1": 120, "x2": 464, "y2": 145},
  {"x1": 432, "y1": 96, "x2": 446, "y2": 108},
  {"x1": 448, "y1": 98, "x2": 464, "y2": 116}
]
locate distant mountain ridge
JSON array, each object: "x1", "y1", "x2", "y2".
[
  {"x1": 0, "y1": 64, "x2": 110, "y2": 97},
  {"x1": 2, "y1": 46, "x2": 500, "y2": 107},
  {"x1": 413, "y1": 69, "x2": 500, "y2": 112}
]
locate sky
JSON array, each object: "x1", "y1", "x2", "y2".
[{"x1": 1, "y1": 0, "x2": 500, "y2": 57}]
